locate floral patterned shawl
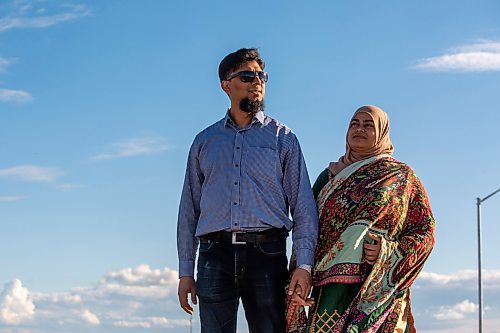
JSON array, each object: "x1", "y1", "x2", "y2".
[{"x1": 287, "y1": 155, "x2": 435, "y2": 332}]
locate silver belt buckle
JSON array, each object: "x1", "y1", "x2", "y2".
[{"x1": 231, "y1": 232, "x2": 246, "y2": 244}]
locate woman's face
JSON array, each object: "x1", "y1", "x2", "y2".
[{"x1": 347, "y1": 112, "x2": 377, "y2": 152}]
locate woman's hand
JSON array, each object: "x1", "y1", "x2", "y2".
[
  {"x1": 363, "y1": 232, "x2": 381, "y2": 264},
  {"x1": 290, "y1": 285, "x2": 315, "y2": 307}
]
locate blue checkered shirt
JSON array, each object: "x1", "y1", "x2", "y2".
[{"x1": 177, "y1": 111, "x2": 319, "y2": 277}]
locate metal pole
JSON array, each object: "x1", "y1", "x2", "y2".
[
  {"x1": 476, "y1": 198, "x2": 483, "y2": 333},
  {"x1": 476, "y1": 187, "x2": 500, "y2": 333}
]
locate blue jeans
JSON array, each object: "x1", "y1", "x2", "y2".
[{"x1": 196, "y1": 238, "x2": 288, "y2": 333}]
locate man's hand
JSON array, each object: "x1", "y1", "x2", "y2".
[
  {"x1": 178, "y1": 276, "x2": 197, "y2": 315},
  {"x1": 363, "y1": 232, "x2": 382, "y2": 265},
  {"x1": 287, "y1": 267, "x2": 312, "y2": 302}
]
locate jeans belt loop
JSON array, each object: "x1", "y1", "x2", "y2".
[{"x1": 231, "y1": 231, "x2": 246, "y2": 245}]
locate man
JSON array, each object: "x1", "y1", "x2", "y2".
[{"x1": 177, "y1": 48, "x2": 318, "y2": 333}]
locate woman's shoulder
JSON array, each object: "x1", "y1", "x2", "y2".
[
  {"x1": 314, "y1": 168, "x2": 331, "y2": 186},
  {"x1": 378, "y1": 156, "x2": 408, "y2": 168},
  {"x1": 378, "y1": 156, "x2": 419, "y2": 179},
  {"x1": 312, "y1": 168, "x2": 331, "y2": 199},
  {"x1": 318, "y1": 167, "x2": 330, "y2": 179}
]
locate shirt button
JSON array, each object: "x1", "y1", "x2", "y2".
[
  {"x1": 236, "y1": 147, "x2": 240, "y2": 149},
  {"x1": 234, "y1": 182, "x2": 238, "y2": 185},
  {"x1": 235, "y1": 164, "x2": 239, "y2": 167},
  {"x1": 233, "y1": 202, "x2": 237, "y2": 205}
]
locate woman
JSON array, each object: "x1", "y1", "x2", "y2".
[{"x1": 287, "y1": 105, "x2": 435, "y2": 333}]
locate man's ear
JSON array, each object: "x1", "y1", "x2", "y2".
[{"x1": 221, "y1": 81, "x2": 231, "y2": 95}]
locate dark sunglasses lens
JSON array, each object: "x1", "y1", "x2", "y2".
[
  {"x1": 258, "y1": 72, "x2": 268, "y2": 82},
  {"x1": 238, "y1": 71, "x2": 268, "y2": 83},
  {"x1": 238, "y1": 71, "x2": 256, "y2": 82}
]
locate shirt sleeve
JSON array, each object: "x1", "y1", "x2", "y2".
[
  {"x1": 283, "y1": 135, "x2": 319, "y2": 266},
  {"x1": 177, "y1": 137, "x2": 203, "y2": 277}
]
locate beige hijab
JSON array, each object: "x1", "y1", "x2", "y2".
[{"x1": 329, "y1": 105, "x2": 394, "y2": 175}]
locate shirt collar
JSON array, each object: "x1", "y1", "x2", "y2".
[
  {"x1": 224, "y1": 109, "x2": 266, "y2": 127},
  {"x1": 253, "y1": 111, "x2": 265, "y2": 124},
  {"x1": 223, "y1": 110, "x2": 232, "y2": 126}
]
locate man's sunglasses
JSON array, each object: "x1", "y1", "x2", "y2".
[{"x1": 226, "y1": 70, "x2": 269, "y2": 83}]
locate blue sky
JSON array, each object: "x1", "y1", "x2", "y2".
[{"x1": 1, "y1": 0, "x2": 500, "y2": 332}]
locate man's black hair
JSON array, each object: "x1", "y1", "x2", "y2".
[{"x1": 218, "y1": 48, "x2": 265, "y2": 82}]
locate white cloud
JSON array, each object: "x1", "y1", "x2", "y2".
[
  {"x1": 0, "y1": 196, "x2": 24, "y2": 202},
  {"x1": 54, "y1": 183, "x2": 82, "y2": 191},
  {"x1": 0, "y1": 165, "x2": 62, "y2": 182},
  {"x1": 434, "y1": 300, "x2": 477, "y2": 320},
  {"x1": 0, "y1": 88, "x2": 32, "y2": 103},
  {"x1": 112, "y1": 317, "x2": 190, "y2": 329},
  {"x1": 417, "y1": 269, "x2": 500, "y2": 288},
  {"x1": 33, "y1": 292, "x2": 81, "y2": 304},
  {"x1": 412, "y1": 40, "x2": 500, "y2": 72},
  {"x1": 0, "y1": 2, "x2": 91, "y2": 33},
  {"x1": 104, "y1": 264, "x2": 178, "y2": 287},
  {"x1": 113, "y1": 319, "x2": 152, "y2": 328},
  {"x1": 0, "y1": 3, "x2": 90, "y2": 106},
  {"x1": 0, "y1": 58, "x2": 12, "y2": 73},
  {"x1": 418, "y1": 318, "x2": 500, "y2": 333},
  {"x1": 10, "y1": 266, "x2": 500, "y2": 333},
  {"x1": 91, "y1": 136, "x2": 171, "y2": 161},
  {"x1": 0, "y1": 279, "x2": 35, "y2": 325},
  {"x1": 20, "y1": 264, "x2": 190, "y2": 332},
  {"x1": 80, "y1": 309, "x2": 100, "y2": 326},
  {"x1": 81, "y1": 265, "x2": 179, "y2": 299},
  {"x1": 412, "y1": 270, "x2": 500, "y2": 331}
]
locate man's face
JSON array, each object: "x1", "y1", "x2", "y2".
[{"x1": 222, "y1": 60, "x2": 266, "y2": 105}]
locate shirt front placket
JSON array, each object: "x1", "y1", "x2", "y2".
[{"x1": 229, "y1": 120, "x2": 256, "y2": 231}]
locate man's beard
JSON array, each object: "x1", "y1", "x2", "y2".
[{"x1": 240, "y1": 98, "x2": 265, "y2": 114}]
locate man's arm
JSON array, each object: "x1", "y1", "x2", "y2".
[
  {"x1": 177, "y1": 138, "x2": 203, "y2": 311},
  {"x1": 282, "y1": 135, "x2": 319, "y2": 299}
]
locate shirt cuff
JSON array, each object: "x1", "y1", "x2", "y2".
[
  {"x1": 297, "y1": 264, "x2": 312, "y2": 273},
  {"x1": 295, "y1": 248, "x2": 315, "y2": 267},
  {"x1": 179, "y1": 260, "x2": 195, "y2": 277}
]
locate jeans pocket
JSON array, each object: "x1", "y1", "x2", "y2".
[
  {"x1": 256, "y1": 240, "x2": 286, "y2": 256},
  {"x1": 199, "y1": 240, "x2": 217, "y2": 253}
]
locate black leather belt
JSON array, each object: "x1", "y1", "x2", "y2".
[{"x1": 199, "y1": 228, "x2": 287, "y2": 245}]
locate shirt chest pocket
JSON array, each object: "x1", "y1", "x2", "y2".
[{"x1": 243, "y1": 146, "x2": 279, "y2": 184}]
